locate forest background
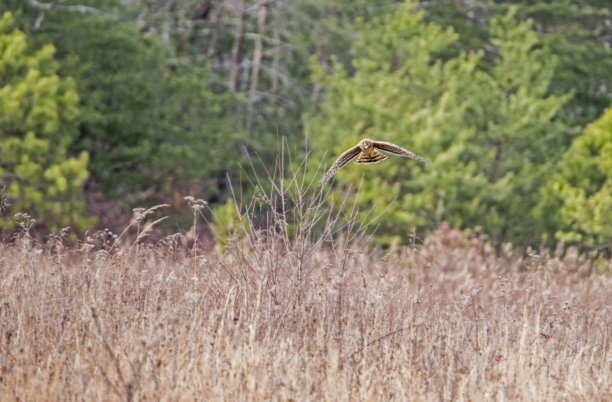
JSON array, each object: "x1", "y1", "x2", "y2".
[{"x1": 1, "y1": 0, "x2": 612, "y2": 252}]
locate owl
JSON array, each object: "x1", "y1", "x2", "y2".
[{"x1": 320, "y1": 139, "x2": 426, "y2": 184}]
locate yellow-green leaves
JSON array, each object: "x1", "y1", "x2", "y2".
[
  {"x1": 542, "y1": 107, "x2": 612, "y2": 247},
  {"x1": 210, "y1": 198, "x2": 251, "y2": 248},
  {"x1": 0, "y1": 12, "x2": 91, "y2": 233}
]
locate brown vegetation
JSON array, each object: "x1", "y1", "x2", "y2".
[{"x1": 1, "y1": 221, "x2": 610, "y2": 400}]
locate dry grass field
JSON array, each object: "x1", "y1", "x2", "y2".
[{"x1": 1, "y1": 219, "x2": 611, "y2": 401}]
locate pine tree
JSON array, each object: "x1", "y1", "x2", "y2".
[
  {"x1": 0, "y1": 1, "x2": 245, "y2": 214},
  {"x1": 306, "y1": 1, "x2": 480, "y2": 244},
  {"x1": 453, "y1": 9, "x2": 572, "y2": 246},
  {"x1": 307, "y1": 2, "x2": 571, "y2": 247},
  {"x1": 536, "y1": 106, "x2": 612, "y2": 249},
  {"x1": 0, "y1": 12, "x2": 91, "y2": 233}
]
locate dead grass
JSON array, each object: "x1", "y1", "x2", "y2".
[
  {"x1": 1, "y1": 149, "x2": 611, "y2": 401},
  {"x1": 0, "y1": 221, "x2": 611, "y2": 401}
]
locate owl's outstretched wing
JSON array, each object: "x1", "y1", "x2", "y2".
[
  {"x1": 372, "y1": 141, "x2": 426, "y2": 162},
  {"x1": 320, "y1": 145, "x2": 362, "y2": 184}
]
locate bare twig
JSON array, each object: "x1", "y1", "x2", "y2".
[
  {"x1": 25, "y1": 0, "x2": 100, "y2": 14},
  {"x1": 348, "y1": 326, "x2": 413, "y2": 361}
]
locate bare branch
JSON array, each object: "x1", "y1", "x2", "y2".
[
  {"x1": 25, "y1": 0, "x2": 100, "y2": 14},
  {"x1": 249, "y1": 1, "x2": 269, "y2": 100},
  {"x1": 243, "y1": 33, "x2": 298, "y2": 51},
  {"x1": 244, "y1": 0, "x2": 272, "y2": 15},
  {"x1": 271, "y1": 2, "x2": 281, "y2": 91},
  {"x1": 228, "y1": 0, "x2": 246, "y2": 92}
]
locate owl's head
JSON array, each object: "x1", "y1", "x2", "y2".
[{"x1": 359, "y1": 139, "x2": 373, "y2": 150}]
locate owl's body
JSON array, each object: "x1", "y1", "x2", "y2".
[
  {"x1": 320, "y1": 139, "x2": 425, "y2": 184},
  {"x1": 355, "y1": 145, "x2": 388, "y2": 164}
]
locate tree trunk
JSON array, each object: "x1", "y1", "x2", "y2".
[
  {"x1": 228, "y1": 0, "x2": 246, "y2": 92},
  {"x1": 493, "y1": 142, "x2": 502, "y2": 183},
  {"x1": 250, "y1": 1, "x2": 269, "y2": 100},
  {"x1": 271, "y1": 2, "x2": 281, "y2": 92}
]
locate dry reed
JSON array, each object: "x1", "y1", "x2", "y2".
[{"x1": 0, "y1": 151, "x2": 611, "y2": 400}]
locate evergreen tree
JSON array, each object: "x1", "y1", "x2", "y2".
[
  {"x1": 43, "y1": 12, "x2": 242, "y2": 205},
  {"x1": 424, "y1": 0, "x2": 612, "y2": 129},
  {"x1": 306, "y1": 2, "x2": 479, "y2": 244},
  {"x1": 0, "y1": 12, "x2": 91, "y2": 233},
  {"x1": 491, "y1": 0, "x2": 612, "y2": 128},
  {"x1": 1, "y1": 1, "x2": 244, "y2": 212},
  {"x1": 536, "y1": 106, "x2": 612, "y2": 249},
  {"x1": 455, "y1": 9, "x2": 571, "y2": 246},
  {"x1": 307, "y1": 2, "x2": 570, "y2": 247}
]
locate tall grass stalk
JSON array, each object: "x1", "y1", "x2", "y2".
[{"x1": 0, "y1": 148, "x2": 611, "y2": 400}]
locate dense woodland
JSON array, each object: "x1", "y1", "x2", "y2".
[{"x1": 1, "y1": 0, "x2": 612, "y2": 251}]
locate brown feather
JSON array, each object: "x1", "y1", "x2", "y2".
[
  {"x1": 320, "y1": 139, "x2": 426, "y2": 185},
  {"x1": 356, "y1": 150, "x2": 388, "y2": 164},
  {"x1": 372, "y1": 141, "x2": 426, "y2": 161},
  {"x1": 320, "y1": 145, "x2": 362, "y2": 184}
]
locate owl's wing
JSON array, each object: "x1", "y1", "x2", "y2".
[
  {"x1": 320, "y1": 145, "x2": 362, "y2": 184},
  {"x1": 372, "y1": 141, "x2": 426, "y2": 162}
]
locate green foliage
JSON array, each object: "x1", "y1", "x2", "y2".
[
  {"x1": 0, "y1": 0, "x2": 607, "y2": 251},
  {"x1": 0, "y1": 12, "x2": 91, "y2": 232},
  {"x1": 491, "y1": 0, "x2": 612, "y2": 127},
  {"x1": 425, "y1": 0, "x2": 612, "y2": 129},
  {"x1": 307, "y1": 2, "x2": 475, "y2": 244},
  {"x1": 0, "y1": 1, "x2": 246, "y2": 213},
  {"x1": 45, "y1": 13, "x2": 242, "y2": 204},
  {"x1": 118, "y1": 0, "x2": 405, "y2": 196},
  {"x1": 537, "y1": 106, "x2": 612, "y2": 249},
  {"x1": 456, "y1": 9, "x2": 572, "y2": 246},
  {"x1": 210, "y1": 198, "x2": 251, "y2": 248},
  {"x1": 307, "y1": 2, "x2": 570, "y2": 246}
]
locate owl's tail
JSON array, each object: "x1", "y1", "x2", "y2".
[{"x1": 356, "y1": 150, "x2": 388, "y2": 164}]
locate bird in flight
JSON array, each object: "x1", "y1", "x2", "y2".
[{"x1": 320, "y1": 139, "x2": 426, "y2": 184}]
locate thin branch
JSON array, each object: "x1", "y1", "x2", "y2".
[
  {"x1": 249, "y1": 1, "x2": 269, "y2": 100},
  {"x1": 25, "y1": 0, "x2": 100, "y2": 14},
  {"x1": 244, "y1": 0, "x2": 271, "y2": 15},
  {"x1": 271, "y1": 3, "x2": 281, "y2": 91},
  {"x1": 228, "y1": 0, "x2": 246, "y2": 92},
  {"x1": 243, "y1": 33, "x2": 298, "y2": 51},
  {"x1": 348, "y1": 326, "x2": 413, "y2": 361}
]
